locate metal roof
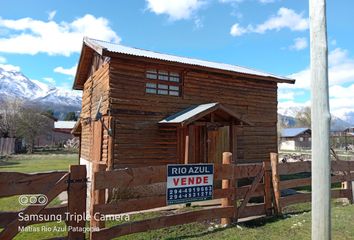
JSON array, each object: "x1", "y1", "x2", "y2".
[
  {"x1": 159, "y1": 103, "x2": 218, "y2": 124},
  {"x1": 54, "y1": 121, "x2": 77, "y2": 129},
  {"x1": 281, "y1": 128, "x2": 311, "y2": 138},
  {"x1": 159, "y1": 102, "x2": 252, "y2": 126},
  {"x1": 84, "y1": 37, "x2": 294, "y2": 82}
]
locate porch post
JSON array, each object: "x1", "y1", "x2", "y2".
[
  {"x1": 229, "y1": 123, "x2": 236, "y2": 163},
  {"x1": 184, "y1": 127, "x2": 189, "y2": 164}
]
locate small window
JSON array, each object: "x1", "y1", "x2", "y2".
[
  {"x1": 145, "y1": 69, "x2": 181, "y2": 96},
  {"x1": 299, "y1": 137, "x2": 304, "y2": 142},
  {"x1": 146, "y1": 70, "x2": 157, "y2": 79}
]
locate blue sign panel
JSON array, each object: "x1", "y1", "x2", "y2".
[{"x1": 166, "y1": 164, "x2": 214, "y2": 205}]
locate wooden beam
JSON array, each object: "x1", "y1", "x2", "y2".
[
  {"x1": 263, "y1": 159, "x2": 272, "y2": 216},
  {"x1": 237, "y1": 168, "x2": 265, "y2": 220},
  {"x1": 67, "y1": 165, "x2": 87, "y2": 240},
  {"x1": 0, "y1": 173, "x2": 69, "y2": 240},
  {"x1": 184, "y1": 128, "x2": 189, "y2": 164},
  {"x1": 221, "y1": 152, "x2": 232, "y2": 226},
  {"x1": 270, "y1": 153, "x2": 281, "y2": 215}
]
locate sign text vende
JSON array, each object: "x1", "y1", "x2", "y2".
[{"x1": 166, "y1": 164, "x2": 214, "y2": 205}]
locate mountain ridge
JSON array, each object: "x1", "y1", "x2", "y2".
[{"x1": 0, "y1": 66, "x2": 82, "y2": 119}]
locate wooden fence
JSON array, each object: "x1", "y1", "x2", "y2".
[
  {"x1": 1, "y1": 153, "x2": 353, "y2": 239},
  {"x1": 270, "y1": 153, "x2": 354, "y2": 214},
  {"x1": 89, "y1": 153, "x2": 273, "y2": 240},
  {"x1": 0, "y1": 165, "x2": 87, "y2": 240}
]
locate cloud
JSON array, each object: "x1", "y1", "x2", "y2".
[
  {"x1": 279, "y1": 48, "x2": 354, "y2": 119},
  {"x1": 54, "y1": 64, "x2": 77, "y2": 76},
  {"x1": 0, "y1": 14, "x2": 120, "y2": 56},
  {"x1": 0, "y1": 63, "x2": 20, "y2": 72},
  {"x1": 43, "y1": 77, "x2": 55, "y2": 84},
  {"x1": 145, "y1": 0, "x2": 206, "y2": 21},
  {"x1": 278, "y1": 89, "x2": 305, "y2": 101},
  {"x1": 283, "y1": 48, "x2": 354, "y2": 90},
  {"x1": 230, "y1": 23, "x2": 249, "y2": 36},
  {"x1": 329, "y1": 84, "x2": 354, "y2": 118},
  {"x1": 0, "y1": 56, "x2": 6, "y2": 63},
  {"x1": 48, "y1": 10, "x2": 57, "y2": 21},
  {"x1": 230, "y1": 7, "x2": 308, "y2": 36},
  {"x1": 219, "y1": 0, "x2": 276, "y2": 3},
  {"x1": 278, "y1": 91, "x2": 295, "y2": 100},
  {"x1": 290, "y1": 37, "x2": 308, "y2": 50},
  {"x1": 219, "y1": 0, "x2": 243, "y2": 3}
]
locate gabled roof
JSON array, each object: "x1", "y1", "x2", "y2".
[
  {"x1": 159, "y1": 103, "x2": 253, "y2": 127},
  {"x1": 281, "y1": 128, "x2": 311, "y2": 138},
  {"x1": 54, "y1": 121, "x2": 77, "y2": 129},
  {"x1": 73, "y1": 37, "x2": 295, "y2": 90}
]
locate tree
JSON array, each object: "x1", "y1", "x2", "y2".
[
  {"x1": 295, "y1": 106, "x2": 311, "y2": 128},
  {"x1": 0, "y1": 99, "x2": 22, "y2": 138},
  {"x1": 16, "y1": 106, "x2": 53, "y2": 153},
  {"x1": 46, "y1": 109, "x2": 55, "y2": 117},
  {"x1": 64, "y1": 111, "x2": 78, "y2": 121}
]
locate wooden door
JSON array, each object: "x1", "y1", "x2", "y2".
[
  {"x1": 207, "y1": 126, "x2": 230, "y2": 164},
  {"x1": 180, "y1": 125, "x2": 233, "y2": 164}
]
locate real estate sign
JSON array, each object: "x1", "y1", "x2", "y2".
[{"x1": 166, "y1": 164, "x2": 214, "y2": 205}]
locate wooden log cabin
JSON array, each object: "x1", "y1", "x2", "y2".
[{"x1": 72, "y1": 37, "x2": 295, "y2": 173}]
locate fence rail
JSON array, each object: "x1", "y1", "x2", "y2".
[
  {"x1": 0, "y1": 165, "x2": 87, "y2": 240},
  {"x1": 271, "y1": 153, "x2": 354, "y2": 214},
  {"x1": 89, "y1": 153, "x2": 270, "y2": 239},
  {"x1": 1, "y1": 153, "x2": 353, "y2": 239}
]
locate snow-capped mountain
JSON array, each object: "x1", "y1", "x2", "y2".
[
  {"x1": 0, "y1": 66, "x2": 82, "y2": 114},
  {"x1": 278, "y1": 106, "x2": 352, "y2": 131}
]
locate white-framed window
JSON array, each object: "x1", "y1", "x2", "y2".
[
  {"x1": 299, "y1": 137, "x2": 304, "y2": 142},
  {"x1": 145, "y1": 69, "x2": 181, "y2": 96}
]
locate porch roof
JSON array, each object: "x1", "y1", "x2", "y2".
[{"x1": 158, "y1": 103, "x2": 253, "y2": 127}]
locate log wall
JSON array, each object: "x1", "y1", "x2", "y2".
[
  {"x1": 107, "y1": 57, "x2": 278, "y2": 168},
  {"x1": 80, "y1": 63, "x2": 110, "y2": 161}
]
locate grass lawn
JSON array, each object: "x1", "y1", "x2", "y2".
[
  {"x1": 1, "y1": 153, "x2": 354, "y2": 239},
  {"x1": 0, "y1": 152, "x2": 78, "y2": 173},
  {"x1": 6, "y1": 202, "x2": 354, "y2": 240}
]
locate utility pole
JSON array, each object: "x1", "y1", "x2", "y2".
[{"x1": 309, "y1": 0, "x2": 331, "y2": 240}]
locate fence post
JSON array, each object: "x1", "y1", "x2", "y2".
[
  {"x1": 221, "y1": 152, "x2": 232, "y2": 226},
  {"x1": 67, "y1": 165, "x2": 87, "y2": 240},
  {"x1": 352, "y1": 181, "x2": 354, "y2": 204},
  {"x1": 342, "y1": 181, "x2": 354, "y2": 204},
  {"x1": 90, "y1": 162, "x2": 106, "y2": 239},
  {"x1": 270, "y1": 153, "x2": 282, "y2": 215},
  {"x1": 263, "y1": 158, "x2": 272, "y2": 216}
]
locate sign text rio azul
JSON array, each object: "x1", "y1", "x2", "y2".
[{"x1": 166, "y1": 164, "x2": 214, "y2": 205}]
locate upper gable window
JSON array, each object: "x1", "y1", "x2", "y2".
[{"x1": 145, "y1": 69, "x2": 181, "y2": 96}]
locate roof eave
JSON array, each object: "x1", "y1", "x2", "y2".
[
  {"x1": 104, "y1": 51, "x2": 295, "y2": 84},
  {"x1": 72, "y1": 38, "x2": 105, "y2": 90}
]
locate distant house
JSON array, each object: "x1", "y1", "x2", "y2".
[
  {"x1": 344, "y1": 127, "x2": 354, "y2": 136},
  {"x1": 331, "y1": 127, "x2": 354, "y2": 149},
  {"x1": 53, "y1": 121, "x2": 77, "y2": 145},
  {"x1": 34, "y1": 120, "x2": 76, "y2": 147},
  {"x1": 280, "y1": 128, "x2": 311, "y2": 151}
]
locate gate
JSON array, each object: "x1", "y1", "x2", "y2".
[{"x1": 0, "y1": 165, "x2": 87, "y2": 240}]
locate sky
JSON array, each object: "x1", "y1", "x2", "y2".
[{"x1": 0, "y1": 0, "x2": 353, "y2": 119}]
